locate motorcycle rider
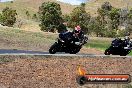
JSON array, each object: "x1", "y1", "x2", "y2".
[
  {"x1": 105, "y1": 32, "x2": 132, "y2": 56},
  {"x1": 72, "y1": 26, "x2": 85, "y2": 45},
  {"x1": 123, "y1": 32, "x2": 131, "y2": 49},
  {"x1": 49, "y1": 25, "x2": 87, "y2": 54},
  {"x1": 59, "y1": 25, "x2": 85, "y2": 45}
]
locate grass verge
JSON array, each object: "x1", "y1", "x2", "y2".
[{"x1": 0, "y1": 27, "x2": 57, "y2": 51}]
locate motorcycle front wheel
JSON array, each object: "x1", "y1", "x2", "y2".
[
  {"x1": 104, "y1": 48, "x2": 111, "y2": 55},
  {"x1": 49, "y1": 43, "x2": 58, "y2": 54}
]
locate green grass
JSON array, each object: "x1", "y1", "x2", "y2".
[
  {"x1": 87, "y1": 40, "x2": 110, "y2": 50},
  {"x1": 85, "y1": 38, "x2": 111, "y2": 51}
]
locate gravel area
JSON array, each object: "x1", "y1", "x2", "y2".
[{"x1": 0, "y1": 55, "x2": 132, "y2": 88}]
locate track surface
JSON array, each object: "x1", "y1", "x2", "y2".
[{"x1": 0, "y1": 49, "x2": 131, "y2": 58}]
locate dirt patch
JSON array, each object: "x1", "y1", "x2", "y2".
[
  {"x1": 79, "y1": 47, "x2": 103, "y2": 54},
  {"x1": 0, "y1": 55, "x2": 131, "y2": 88}
]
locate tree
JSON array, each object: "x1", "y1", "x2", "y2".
[
  {"x1": 108, "y1": 8, "x2": 120, "y2": 29},
  {"x1": 69, "y1": 5, "x2": 91, "y2": 34},
  {"x1": 89, "y1": 17, "x2": 106, "y2": 37},
  {"x1": 80, "y1": 3, "x2": 86, "y2": 10},
  {"x1": 10, "y1": 1, "x2": 13, "y2": 3},
  {"x1": 57, "y1": 23, "x2": 67, "y2": 33},
  {"x1": 97, "y1": 8, "x2": 106, "y2": 25},
  {"x1": 0, "y1": 7, "x2": 17, "y2": 27},
  {"x1": 56, "y1": 14, "x2": 70, "y2": 33},
  {"x1": 62, "y1": 14, "x2": 70, "y2": 22},
  {"x1": 38, "y1": 2, "x2": 62, "y2": 32},
  {"x1": 128, "y1": 8, "x2": 132, "y2": 19},
  {"x1": 97, "y1": 2, "x2": 112, "y2": 28},
  {"x1": 127, "y1": 8, "x2": 132, "y2": 32},
  {"x1": 92, "y1": 1, "x2": 128, "y2": 37},
  {"x1": 101, "y1": 2, "x2": 112, "y2": 11}
]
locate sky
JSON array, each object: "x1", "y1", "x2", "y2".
[
  {"x1": 0, "y1": 0, "x2": 13, "y2": 2},
  {"x1": 56, "y1": 0, "x2": 88, "y2": 5},
  {"x1": 0, "y1": 0, "x2": 87, "y2": 5}
]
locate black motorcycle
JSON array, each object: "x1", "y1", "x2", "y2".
[
  {"x1": 49, "y1": 32, "x2": 88, "y2": 54},
  {"x1": 104, "y1": 38, "x2": 132, "y2": 56}
]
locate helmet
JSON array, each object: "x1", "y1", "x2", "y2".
[{"x1": 74, "y1": 25, "x2": 81, "y2": 33}]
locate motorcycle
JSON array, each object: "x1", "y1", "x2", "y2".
[
  {"x1": 104, "y1": 38, "x2": 132, "y2": 56},
  {"x1": 49, "y1": 32, "x2": 88, "y2": 54}
]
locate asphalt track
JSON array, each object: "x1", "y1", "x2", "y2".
[{"x1": 0, "y1": 49, "x2": 132, "y2": 58}]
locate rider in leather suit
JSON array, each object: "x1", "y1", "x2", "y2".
[{"x1": 59, "y1": 25, "x2": 85, "y2": 44}]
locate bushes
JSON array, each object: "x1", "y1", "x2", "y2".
[
  {"x1": 104, "y1": 29, "x2": 117, "y2": 37},
  {"x1": 0, "y1": 7, "x2": 17, "y2": 27},
  {"x1": 38, "y1": 2, "x2": 63, "y2": 32}
]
